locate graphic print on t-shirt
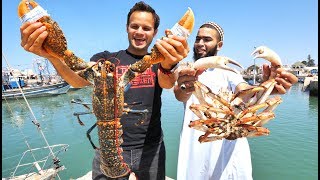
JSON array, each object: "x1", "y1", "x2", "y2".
[{"x1": 117, "y1": 65, "x2": 156, "y2": 88}]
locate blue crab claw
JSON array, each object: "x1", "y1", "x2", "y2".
[
  {"x1": 193, "y1": 56, "x2": 244, "y2": 74},
  {"x1": 251, "y1": 46, "x2": 282, "y2": 67}
]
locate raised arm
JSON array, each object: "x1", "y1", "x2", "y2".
[
  {"x1": 18, "y1": 0, "x2": 91, "y2": 88},
  {"x1": 156, "y1": 33, "x2": 190, "y2": 89}
]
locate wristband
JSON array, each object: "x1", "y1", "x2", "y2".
[{"x1": 159, "y1": 63, "x2": 177, "y2": 75}]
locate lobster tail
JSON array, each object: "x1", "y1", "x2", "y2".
[{"x1": 98, "y1": 119, "x2": 131, "y2": 178}]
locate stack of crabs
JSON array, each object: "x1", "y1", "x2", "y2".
[{"x1": 179, "y1": 46, "x2": 283, "y2": 142}]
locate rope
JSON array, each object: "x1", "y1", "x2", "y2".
[{"x1": 2, "y1": 52, "x2": 62, "y2": 179}]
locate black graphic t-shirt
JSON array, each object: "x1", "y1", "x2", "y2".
[{"x1": 90, "y1": 50, "x2": 163, "y2": 150}]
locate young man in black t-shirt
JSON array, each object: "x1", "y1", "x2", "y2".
[
  {"x1": 19, "y1": 1, "x2": 189, "y2": 180},
  {"x1": 90, "y1": 50, "x2": 165, "y2": 180}
]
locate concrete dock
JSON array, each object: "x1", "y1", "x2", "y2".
[
  {"x1": 74, "y1": 171, "x2": 174, "y2": 180},
  {"x1": 309, "y1": 79, "x2": 318, "y2": 96},
  {"x1": 302, "y1": 76, "x2": 318, "y2": 96}
]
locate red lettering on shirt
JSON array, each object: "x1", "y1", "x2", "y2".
[{"x1": 116, "y1": 65, "x2": 156, "y2": 88}]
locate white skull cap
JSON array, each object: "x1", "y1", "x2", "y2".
[{"x1": 202, "y1": 22, "x2": 224, "y2": 41}]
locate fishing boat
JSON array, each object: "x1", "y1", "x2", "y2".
[
  {"x1": 2, "y1": 52, "x2": 69, "y2": 179},
  {"x1": 2, "y1": 80, "x2": 70, "y2": 100},
  {"x1": 2, "y1": 144, "x2": 69, "y2": 180},
  {"x1": 2, "y1": 90, "x2": 69, "y2": 180},
  {"x1": 2, "y1": 57, "x2": 71, "y2": 100}
]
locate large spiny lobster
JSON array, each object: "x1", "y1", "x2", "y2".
[
  {"x1": 18, "y1": 0, "x2": 196, "y2": 178},
  {"x1": 182, "y1": 46, "x2": 284, "y2": 142}
]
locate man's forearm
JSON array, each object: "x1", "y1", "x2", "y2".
[{"x1": 46, "y1": 56, "x2": 91, "y2": 88}]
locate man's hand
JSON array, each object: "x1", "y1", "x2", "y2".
[
  {"x1": 155, "y1": 31, "x2": 190, "y2": 70},
  {"x1": 262, "y1": 64, "x2": 298, "y2": 94},
  {"x1": 20, "y1": 22, "x2": 54, "y2": 59},
  {"x1": 156, "y1": 31, "x2": 190, "y2": 89},
  {"x1": 173, "y1": 67, "x2": 205, "y2": 102}
]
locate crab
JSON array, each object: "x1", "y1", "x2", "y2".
[{"x1": 187, "y1": 46, "x2": 284, "y2": 142}]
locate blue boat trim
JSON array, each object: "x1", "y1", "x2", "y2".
[{"x1": 2, "y1": 81, "x2": 70, "y2": 100}]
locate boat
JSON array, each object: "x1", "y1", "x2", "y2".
[
  {"x1": 2, "y1": 91, "x2": 69, "y2": 180},
  {"x1": 2, "y1": 144, "x2": 69, "y2": 180},
  {"x1": 2, "y1": 53, "x2": 69, "y2": 179},
  {"x1": 2, "y1": 80, "x2": 70, "y2": 100},
  {"x1": 2, "y1": 57, "x2": 71, "y2": 100}
]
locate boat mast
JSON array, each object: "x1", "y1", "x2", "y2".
[
  {"x1": 2, "y1": 52, "x2": 63, "y2": 169},
  {"x1": 35, "y1": 58, "x2": 45, "y2": 84}
]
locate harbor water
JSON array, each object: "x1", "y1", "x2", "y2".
[{"x1": 2, "y1": 83, "x2": 318, "y2": 179}]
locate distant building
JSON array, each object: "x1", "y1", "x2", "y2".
[
  {"x1": 291, "y1": 62, "x2": 307, "y2": 76},
  {"x1": 291, "y1": 61, "x2": 306, "y2": 69}
]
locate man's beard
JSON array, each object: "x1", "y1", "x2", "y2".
[{"x1": 193, "y1": 45, "x2": 218, "y2": 61}]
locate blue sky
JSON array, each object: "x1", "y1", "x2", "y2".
[{"x1": 2, "y1": 0, "x2": 318, "y2": 71}]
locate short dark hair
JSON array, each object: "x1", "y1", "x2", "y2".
[{"x1": 127, "y1": 1, "x2": 160, "y2": 30}]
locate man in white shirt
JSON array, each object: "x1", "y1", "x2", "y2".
[{"x1": 173, "y1": 22, "x2": 298, "y2": 180}]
